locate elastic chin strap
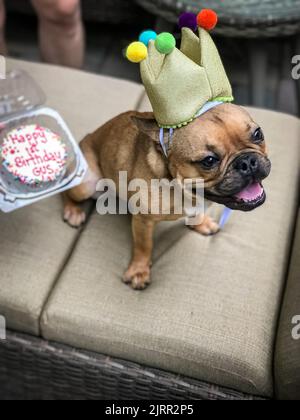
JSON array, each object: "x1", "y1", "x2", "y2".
[
  {"x1": 158, "y1": 101, "x2": 232, "y2": 228},
  {"x1": 159, "y1": 127, "x2": 173, "y2": 159},
  {"x1": 219, "y1": 206, "x2": 232, "y2": 229}
]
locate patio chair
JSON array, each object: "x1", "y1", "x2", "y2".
[
  {"x1": 0, "y1": 58, "x2": 299, "y2": 400},
  {"x1": 135, "y1": 0, "x2": 300, "y2": 112}
]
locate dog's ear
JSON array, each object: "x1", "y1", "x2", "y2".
[{"x1": 131, "y1": 113, "x2": 159, "y2": 143}]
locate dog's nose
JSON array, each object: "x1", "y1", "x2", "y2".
[{"x1": 234, "y1": 154, "x2": 259, "y2": 176}]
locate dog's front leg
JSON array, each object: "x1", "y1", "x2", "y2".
[
  {"x1": 123, "y1": 215, "x2": 156, "y2": 290},
  {"x1": 189, "y1": 214, "x2": 220, "y2": 236}
]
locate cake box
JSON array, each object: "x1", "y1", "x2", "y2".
[{"x1": 0, "y1": 69, "x2": 88, "y2": 212}]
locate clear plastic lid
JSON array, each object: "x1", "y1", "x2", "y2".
[
  {"x1": 0, "y1": 70, "x2": 87, "y2": 212},
  {"x1": 0, "y1": 70, "x2": 46, "y2": 120}
]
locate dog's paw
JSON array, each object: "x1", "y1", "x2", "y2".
[
  {"x1": 63, "y1": 204, "x2": 86, "y2": 228},
  {"x1": 123, "y1": 263, "x2": 151, "y2": 290},
  {"x1": 191, "y1": 215, "x2": 220, "y2": 236}
]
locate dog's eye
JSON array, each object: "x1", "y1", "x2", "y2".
[
  {"x1": 198, "y1": 155, "x2": 220, "y2": 170},
  {"x1": 252, "y1": 127, "x2": 264, "y2": 144}
]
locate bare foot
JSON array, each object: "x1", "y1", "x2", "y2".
[
  {"x1": 191, "y1": 215, "x2": 220, "y2": 236},
  {"x1": 123, "y1": 262, "x2": 151, "y2": 290},
  {"x1": 63, "y1": 203, "x2": 86, "y2": 228}
]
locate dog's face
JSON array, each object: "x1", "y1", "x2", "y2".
[{"x1": 166, "y1": 104, "x2": 271, "y2": 211}]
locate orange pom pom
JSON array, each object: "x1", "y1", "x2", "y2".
[{"x1": 197, "y1": 9, "x2": 218, "y2": 31}]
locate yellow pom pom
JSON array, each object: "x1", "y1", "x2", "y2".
[{"x1": 126, "y1": 42, "x2": 148, "y2": 63}]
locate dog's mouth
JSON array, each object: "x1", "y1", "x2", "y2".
[
  {"x1": 232, "y1": 181, "x2": 266, "y2": 211},
  {"x1": 204, "y1": 181, "x2": 266, "y2": 212}
]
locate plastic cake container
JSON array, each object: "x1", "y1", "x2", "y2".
[{"x1": 0, "y1": 69, "x2": 87, "y2": 212}]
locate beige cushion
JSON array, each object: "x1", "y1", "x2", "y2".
[
  {"x1": 0, "y1": 198, "x2": 82, "y2": 335},
  {"x1": 41, "y1": 97, "x2": 300, "y2": 397},
  {"x1": 0, "y1": 59, "x2": 144, "y2": 335},
  {"x1": 275, "y1": 211, "x2": 300, "y2": 400}
]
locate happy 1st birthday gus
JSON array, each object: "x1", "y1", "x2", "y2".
[{"x1": 4, "y1": 128, "x2": 65, "y2": 169}]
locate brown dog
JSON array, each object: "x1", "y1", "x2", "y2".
[{"x1": 63, "y1": 104, "x2": 271, "y2": 289}]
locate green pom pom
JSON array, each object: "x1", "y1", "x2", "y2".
[{"x1": 155, "y1": 33, "x2": 176, "y2": 55}]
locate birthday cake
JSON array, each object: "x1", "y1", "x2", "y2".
[{"x1": 0, "y1": 125, "x2": 67, "y2": 186}]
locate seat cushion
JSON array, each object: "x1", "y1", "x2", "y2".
[
  {"x1": 41, "y1": 97, "x2": 300, "y2": 397},
  {"x1": 0, "y1": 197, "x2": 83, "y2": 335},
  {"x1": 0, "y1": 59, "x2": 144, "y2": 335},
  {"x1": 275, "y1": 211, "x2": 300, "y2": 400}
]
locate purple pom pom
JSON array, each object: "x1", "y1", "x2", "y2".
[{"x1": 178, "y1": 12, "x2": 197, "y2": 31}]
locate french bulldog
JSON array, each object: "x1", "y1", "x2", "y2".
[{"x1": 63, "y1": 103, "x2": 271, "y2": 290}]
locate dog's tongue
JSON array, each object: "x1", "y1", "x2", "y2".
[{"x1": 235, "y1": 182, "x2": 263, "y2": 202}]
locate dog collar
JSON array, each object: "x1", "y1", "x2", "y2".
[{"x1": 159, "y1": 100, "x2": 232, "y2": 228}]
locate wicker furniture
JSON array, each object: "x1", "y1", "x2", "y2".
[
  {"x1": 0, "y1": 59, "x2": 299, "y2": 400},
  {"x1": 135, "y1": 0, "x2": 300, "y2": 111},
  {"x1": 135, "y1": 0, "x2": 300, "y2": 38},
  {"x1": 0, "y1": 332, "x2": 263, "y2": 400}
]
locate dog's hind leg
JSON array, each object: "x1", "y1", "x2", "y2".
[{"x1": 63, "y1": 135, "x2": 102, "y2": 228}]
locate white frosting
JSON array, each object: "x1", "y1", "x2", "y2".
[{"x1": 1, "y1": 125, "x2": 67, "y2": 185}]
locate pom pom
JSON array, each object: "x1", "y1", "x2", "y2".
[
  {"x1": 178, "y1": 12, "x2": 197, "y2": 31},
  {"x1": 139, "y1": 30, "x2": 157, "y2": 46},
  {"x1": 155, "y1": 33, "x2": 176, "y2": 55},
  {"x1": 126, "y1": 42, "x2": 148, "y2": 63},
  {"x1": 197, "y1": 9, "x2": 218, "y2": 31}
]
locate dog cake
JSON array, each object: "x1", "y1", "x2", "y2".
[{"x1": 0, "y1": 125, "x2": 67, "y2": 186}]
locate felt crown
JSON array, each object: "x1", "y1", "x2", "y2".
[{"x1": 126, "y1": 9, "x2": 233, "y2": 129}]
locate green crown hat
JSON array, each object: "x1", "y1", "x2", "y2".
[{"x1": 126, "y1": 9, "x2": 233, "y2": 129}]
